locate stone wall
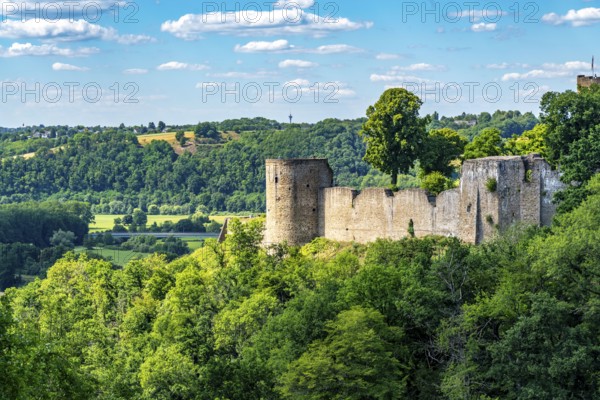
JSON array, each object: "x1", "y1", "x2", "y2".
[
  {"x1": 264, "y1": 159, "x2": 333, "y2": 246},
  {"x1": 577, "y1": 75, "x2": 600, "y2": 90},
  {"x1": 265, "y1": 155, "x2": 563, "y2": 246}
]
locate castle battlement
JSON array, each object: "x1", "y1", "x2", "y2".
[
  {"x1": 577, "y1": 75, "x2": 600, "y2": 90},
  {"x1": 265, "y1": 155, "x2": 564, "y2": 246}
]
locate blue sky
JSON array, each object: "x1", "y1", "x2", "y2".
[{"x1": 0, "y1": 0, "x2": 599, "y2": 127}]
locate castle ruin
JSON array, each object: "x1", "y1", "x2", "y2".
[
  {"x1": 264, "y1": 155, "x2": 564, "y2": 246},
  {"x1": 577, "y1": 75, "x2": 600, "y2": 91}
]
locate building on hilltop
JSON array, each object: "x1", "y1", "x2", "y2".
[
  {"x1": 264, "y1": 155, "x2": 564, "y2": 246},
  {"x1": 577, "y1": 75, "x2": 600, "y2": 91}
]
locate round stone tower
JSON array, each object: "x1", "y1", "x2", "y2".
[{"x1": 265, "y1": 159, "x2": 333, "y2": 246}]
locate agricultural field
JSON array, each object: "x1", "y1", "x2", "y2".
[
  {"x1": 181, "y1": 237, "x2": 206, "y2": 251},
  {"x1": 90, "y1": 214, "x2": 193, "y2": 232},
  {"x1": 89, "y1": 214, "x2": 249, "y2": 232},
  {"x1": 136, "y1": 131, "x2": 195, "y2": 146}
]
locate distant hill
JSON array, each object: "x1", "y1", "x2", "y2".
[{"x1": 0, "y1": 113, "x2": 539, "y2": 213}]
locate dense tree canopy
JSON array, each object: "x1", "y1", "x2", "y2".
[
  {"x1": 419, "y1": 128, "x2": 467, "y2": 177},
  {"x1": 0, "y1": 175, "x2": 598, "y2": 398},
  {"x1": 0, "y1": 120, "x2": 404, "y2": 213},
  {"x1": 462, "y1": 127, "x2": 503, "y2": 160},
  {"x1": 361, "y1": 88, "x2": 428, "y2": 186},
  {"x1": 541, "y1": 85, "x2": 600, "y2": 212}
]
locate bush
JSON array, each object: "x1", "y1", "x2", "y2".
[
  {"x1": 121, "y1": 235, "x2": 157, "y2": 252},
  {"x1": 148, "y1": 204, "x2": 160, "y2": 215},
  {"x1": 206, "y1": 220, "x2": 223, "y2": 233},
  {"x1": 486, "y1": 177, "x2": 498, "y2": 193},
  {"x1": 421, "y1": 172, "x2": 452, "y2": 196}
]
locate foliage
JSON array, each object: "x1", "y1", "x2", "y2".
[
  {"x1": 504, "y1": 123, "x2": 548, "y2": 157},
  {"x1": 360, "y1": 88, "x2": 428, "y2": 186},
  {"x1": 50, "y1": 230, "x2": 76, "y2": 249},
  {"x1": 280, "y1": 307, "x2": 408, "y2": 399},
  {"x1": 485, "y1": 177, "x2": 497, "y2": 192},
  {"x1": 421, "y1": 171, "x2": 454, "y2": 195},
  {"x1": 0, "y1": 120, "x2": 409, "y2": 213},
  {"x1": 0, "y1": 198, "x2": 599, "y2": 398},
  {"x1": 541, "y1": 85, "x2": 600, "y2": 212},
  {"x1": 0, "y1": 201, "x2": 89, "y2": 246},
  {"x1": 463, "y1": 128, "x2": 503, "y2": 160},
  {"x1": 428, "y1": 110, "x2": 538, "y2": 140},
  {"x1": 419, "y1": 128, "x2": 467, "y2": 177}
]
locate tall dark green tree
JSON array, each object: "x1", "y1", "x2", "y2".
[
  {"x1": 462, "y1": 127, "x2": 503, "y2": 160},
  {"x1": 541, "y1": 85, "x2": 600, "y2": 212},
  {"x1": 419, "y1": 128, "x2": 467, "y2": 176},
  {"x1": 360, "y1": 88, "x2": 428, "y2": 186}
]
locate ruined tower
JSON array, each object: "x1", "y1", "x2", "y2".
[
  {"x1": 577, "y1": 75, "x2": 600, "y2": 91},
  {"x1": 264, "y1": 159, "x2": 333, "y2": 246}
]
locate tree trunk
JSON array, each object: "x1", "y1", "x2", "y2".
[{"x1": 391, "y1": 172, "x2": 398, "y2": 187}]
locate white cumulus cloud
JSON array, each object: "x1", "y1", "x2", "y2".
[
  {"x1": 393, "y1": 63, "x2": 445, "y2": 71},
  {"x1": 123, "y1": 68, "x2": 149, "y2": 75},
  {"x1": 157, "y1": 61, "x2": 210, "y2": 71},
  {"x1": 471, "y1": 22, "x2": 497, "y2": 32},
  {"x1": 52, "y1": 62, "x2": 88, "y2": 71},
  {"x1": 235, "y1": 39, "x2": 293, "y2": 52},
  {"x1": 0, "y1": 18, "x2": 154, "y2": 43},
  {"x1": 501, "y1": 61, "x2": 592, "y2": 81},
  {"x1": 0, "y1": 42, "x2": 98, "y2": 57},
  {"x1": 309, "y1": 44, "x2": 362, "y2": 54},
  {"x1": 273, "y1": 0, "x2": 315, "y2": 8},
  {"x1": 542, "y1": 8, "x2": 600, "y2": 27},
  {"x1": 234, "y1": 40, "x2": 361, "y2": 54},
  {"x1": 278, "y1": 59, "x2": 318, "y2": 68},
  {"x1": 161, "y1": 9, "x2": 372, "y2": 40}
]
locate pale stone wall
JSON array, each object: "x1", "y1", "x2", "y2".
[
  {"x1": 265, "y1": 155, "x2": 564, "y2": 246},
  {"x1": 577, "y1": 75, "x2": 600, "y2": 90},
  {"x1": 264, "y1": 159, "x2": 333, "y2": 246}
]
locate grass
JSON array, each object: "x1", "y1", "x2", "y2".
[
  {"x1": 91, "y1": 214, "x2": 192, "y2": 232},
  {"x1": 91, "y1": 214, "x2": 253, "y2": 232},
  {"x1": 181, "y1": 237, "x2": 206, "y2": 251},
  {"x1": 137, "y1": 132, "x2": 195, "y2": 146}
]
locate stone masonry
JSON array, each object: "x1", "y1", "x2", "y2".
[
  {"x1": 577, "y1": 75, "x2": 600, "y2": 91},
  {"x1": 264, "y1": 155, "x2": 564, "y2": 246}
]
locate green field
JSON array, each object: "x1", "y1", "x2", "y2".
[
  {"x1": 90, "y1": 214, "x2": 192, "y2": 232},
  {"x1": 181, "y1": 237, "x2": 206, "y2": 251},
  {"x1": 136, "y1": 131, "x2": 195, "y2": 146},
  {"x1": 90, "y1": 214, "x2": 255, "y2": 232}
]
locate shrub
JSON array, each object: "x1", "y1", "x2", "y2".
[
  {"x1": 421, "y1": 172, "x2": 452, "y2": 196},
  {"x1": 408, "y1": 219, "x2": 415, "y2": 237},
  {"x1": 148, "y1": 204, "x2": 160, "y2": 215},
  {"x1": 485, "y1": 178, "x2": 497, "y2": 193},
  {"x1": 206, "y1": 220, "x2": 223, "y2": 233}
]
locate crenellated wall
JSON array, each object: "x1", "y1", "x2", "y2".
[{"x1": 265, "y1": 155, "x2": 563, "y2": 246}]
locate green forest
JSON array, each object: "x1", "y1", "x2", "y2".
[
  {"x1": 1, "y1": 84, "x2": 600, "y2": 399},
  {"x1": 1, "y1": 191, "x2": 600, "y2": 398},
  {"x1": 0, "y1": 111, "x2": 539, "y2": 213}
]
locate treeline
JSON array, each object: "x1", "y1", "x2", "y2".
[
  {"x1": 0, "y1": 113, "x2": 538, "y2": 213},
  {"x1": 428, "y1": 109, "x2": 538, "y2": 139},
  {"x1": 0, "y1": 201, "x2": 91, "y2": 290},
  {"x1": 1, "y1": 183, "x2": 600, "y2": 398},
  {"x1": 0, "y1": 119, "x2": 384, "y2": 212}
]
